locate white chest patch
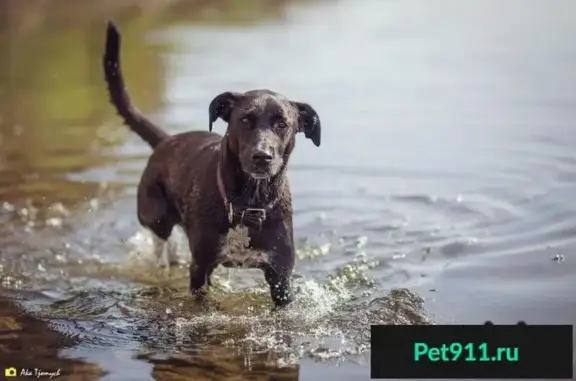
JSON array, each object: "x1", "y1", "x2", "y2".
[{"x1": 218, "y1": 225, "x2": 269, "y2": 268}]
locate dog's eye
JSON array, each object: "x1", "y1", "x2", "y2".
[
  {"x1": 277, "y1": 121, "x2": 287, "y2": 129},
  {"x1": 240, "y1": 117, "x2": 249, "y2": 124}
]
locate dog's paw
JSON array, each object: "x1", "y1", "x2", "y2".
[
  {"x1": 190, "y1": 287, "x2": 207, "y2": 299},
  {"x1": 271, "y1": 293, "x2": 294, "y2": 310}
]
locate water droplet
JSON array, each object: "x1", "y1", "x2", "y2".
[{"x1": 45, "y1": 217, "x2": 62, "y2": 227}]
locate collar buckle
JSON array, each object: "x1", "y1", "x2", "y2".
[{"x1": 234, "y1": 207, "x2": 267, "y2": 231}]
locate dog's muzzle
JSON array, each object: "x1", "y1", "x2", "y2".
[{"x1": 249, "y1": 149, "x2": 275, "y2": 178}]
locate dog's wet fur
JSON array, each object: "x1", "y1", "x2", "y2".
[{"x1": 102, "y1": 22, "x2": 321, "y2": 307}]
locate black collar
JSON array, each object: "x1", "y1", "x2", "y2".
[{"x1": 216, "y1": 164, "x2": 271, "y2": 231}]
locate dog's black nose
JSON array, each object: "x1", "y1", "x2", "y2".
[{"x1": 252, "y1": 151, "x2": 273, "y2": 163}]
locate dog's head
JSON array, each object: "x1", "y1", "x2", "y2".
[{"x1": 209, "y1": 89, "x2": 321, "y2": 179}]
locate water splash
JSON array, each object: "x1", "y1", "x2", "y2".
[{"x1": 12, "y1": 225, "x2": 430, "y2": 369}]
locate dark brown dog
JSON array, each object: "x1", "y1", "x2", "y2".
[{"x1": 102, "y1": 22, "x2": 321, "y2": 307}]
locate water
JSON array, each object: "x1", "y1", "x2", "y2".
[{"x1": 0, "y1": 0, "x2": 575, "y2": 379}]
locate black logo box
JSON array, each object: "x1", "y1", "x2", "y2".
[{"x1": 370, "y1": 324, "x2": 573, "y2": 379}]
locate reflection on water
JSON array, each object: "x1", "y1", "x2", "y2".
[
  {"x1": 0, "y1": 296, "x2": 103, "y2": 379},
  {"x1": 1, "y1": 0, "x2": 576, "y2": 379}
]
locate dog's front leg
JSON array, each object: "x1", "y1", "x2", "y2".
[
  {"x1": 264, "y1": 261, "x2": 294, "y2": 308},
  {"x1": 251, "y1": 222, "x2": 296, "y2": 308},
  {"x1": 188, "y1": 234, "x2": 220, "y2": 297}
]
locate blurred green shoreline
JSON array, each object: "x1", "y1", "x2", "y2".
[{"x1": 0, "y1": 0, "x2": 305, "y2": 32}]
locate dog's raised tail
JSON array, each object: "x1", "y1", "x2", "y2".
[{"x1": 103, "y1": 21, "x2": 169, "y2": 149}]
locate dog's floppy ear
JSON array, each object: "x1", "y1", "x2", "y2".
[
  {"x1": 209, "y1": 92, "x2": 242, "y2": 131},
  {"x1": 293, "y1": 102, "x2": 321, "y2": 147}
]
